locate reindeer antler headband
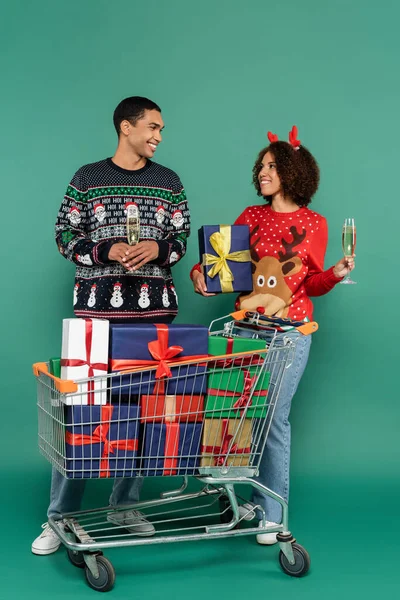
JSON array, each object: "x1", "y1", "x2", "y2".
[{"x1": 267, "y1": 126, "x2": 301, "y2": 150}]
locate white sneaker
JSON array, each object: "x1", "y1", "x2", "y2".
[
  {"x1": 31, "y1": 522, "x2": 62, "y2": 555},
  {"x1": 238, "y1": 502, "x2": 257, "y2": 521},
  {"x1": 107, "y1": 510, "x2": 155, "y2": 536},
  {"x1": 256, "y1": 520, "x2": 279, "y2": 545}
]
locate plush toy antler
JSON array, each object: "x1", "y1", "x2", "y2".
[
  {"x1": 267, "y1": 131, "x2": 279, "y2": 143},
  {"x1": 288, "y1": 125, "x2": 301, "y2": 150}
]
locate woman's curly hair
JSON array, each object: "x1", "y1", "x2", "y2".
[{"x1": 252, "y1": 141, "x2": 320, "y2": 207}]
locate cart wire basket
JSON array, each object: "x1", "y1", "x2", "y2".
[{"x1": 33, "y1": 311, "x2": 315, "y2": 590}]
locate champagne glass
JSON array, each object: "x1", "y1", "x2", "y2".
[
  {"x1": 126, "y1": 205, "x2": 140, "y2": 246},
  {"x1": 340, "y1": 217, "x2": 356, "y2": 284}
]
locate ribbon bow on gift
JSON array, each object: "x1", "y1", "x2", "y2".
[
  {"x1": 202, "y1": 419, "x2": 251, "y2": 467},
  {"x1": 232, "y1": 370, "x2": 257, "y2": 412},
  {"x1": 216, "y1": 420, "x2": 238, "y2": 466},
  {"x1": 147, "y1": 330, "x2": 183, "y2": 379},
  {"x1": 202, "y1": 225, "x2": 251, "y2": 293},
  {"x1": 65, "y1": 405, "x2": 138, "y2": 478}
]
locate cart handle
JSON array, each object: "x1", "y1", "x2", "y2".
[
  {"x1": 32, "y1": 362, "x2": 78, "y2": 393},
  {"x1": 230, "y1": 310, "x2": 318, "y2": 336}
]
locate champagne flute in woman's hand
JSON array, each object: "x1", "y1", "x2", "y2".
[{"x1": 340, "y1": 217, "x2": 356, "y2": 284}]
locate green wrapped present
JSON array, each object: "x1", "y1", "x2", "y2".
[
  {"x1": 49, "y1": 357, "x2": 61, "y2": 378},
  {"x1": 206, "y1": 337, "x2": 270, "y2": 418}
]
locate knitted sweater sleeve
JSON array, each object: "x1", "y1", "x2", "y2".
[
  {"x1": 304, "y1": 216, "x2": 342, "y2": 296},
  {"x1": 153, "y1": 177, "x2": 190, "y2": 267},
  {"x1": 55, "y1": 169, "x2": 111, "y2": 267}
]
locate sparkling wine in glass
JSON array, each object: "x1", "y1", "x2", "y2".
[
  {"x1": 340, "y1": 217, "x2": 356, "y2": 284},
  {"x1": 126, "y1": 204, "x2": 140, "y2": 246}
]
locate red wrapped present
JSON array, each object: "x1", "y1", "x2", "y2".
[{"x1": 140, "y1": 394, "x2": 204, "y2": 423}]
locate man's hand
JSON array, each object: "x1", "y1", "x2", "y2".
[
  {"x1": 121, "y1": 241, "x2": 160, "y2": 271},
  {"x1": 333, "y1": 255, "x2": 355, "y2": 278},
  {"x1": 108, "y1": 242, "x2": 134, "y2": 267},
  {"x1": 192, "y1": 270, "x2": 216, "y2": 296}
]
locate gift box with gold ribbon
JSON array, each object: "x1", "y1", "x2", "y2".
[{"x1": 198, "y1": 225, "x2": 253, "y2": 293}]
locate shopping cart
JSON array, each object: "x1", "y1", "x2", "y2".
[{"x1": 33, "y1": 311, "x2": 316, "y2": 591}]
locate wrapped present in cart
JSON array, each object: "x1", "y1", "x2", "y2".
[{"x1": 33, "y1": 311, "x2": 316, "y2": 591}]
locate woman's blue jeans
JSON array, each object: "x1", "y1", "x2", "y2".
[{"x1": 237, "y1": 329, "x2": 312, "y2": 523}]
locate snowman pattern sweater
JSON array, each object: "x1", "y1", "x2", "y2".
[
  {"x1": 234, "y1": 204, "x2": 342, "y2": 320},
  {"x1": 55, "y1": 158, "x2": 190, "y2": 320}
]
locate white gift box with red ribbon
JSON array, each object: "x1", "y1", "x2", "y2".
[{"x1": 60, "y1": 318, "x2": 109, "y2": 405}]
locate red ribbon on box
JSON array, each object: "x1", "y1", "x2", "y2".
[
  {"x1": 207, "y1": 369, "x2": 268, "y2": 413},
  {"x1": 163, "y1": 422, "x2": 179, "y2": 475},
  {"x1": 208, "y1": 337, "x2": 264, "y2": 369},
  {"x1": 110, "y1": 324, "x2": 207, "y2": 394},
  {"x1": 201, "y1": 419, "x2": 251, "y2": 466},
  {"x1": 65, "y1": 405, "x2": 138, "y2": 477},
  {"x1": 61, "y1": 319, "x2": 108, "y2": 405}
]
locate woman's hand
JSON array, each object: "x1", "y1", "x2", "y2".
[
  {"x1": 192, "y1": 270, "x2": 216, "y2": 296},
  {"x1": 333, "y1": 255, "x2": 355, "y2": 278}
]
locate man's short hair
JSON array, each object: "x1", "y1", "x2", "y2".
[{"x1": 113, "y1": 96, "x2": 161, "y2": 135}]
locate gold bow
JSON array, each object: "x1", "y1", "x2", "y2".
[{"x1": 202, "y1": 225, "x2": 251, "y2": 293}]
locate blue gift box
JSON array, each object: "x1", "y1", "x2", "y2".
[
  {"x1": 198, "y1": 225, "x2": 253, "y2": 293},
  {"x1": 109, "y1": 324, "x2": 209, "y2": 397},
  {"x1": 141, "y1": 422, "x2": 202, "y2": 476},
  {"x1": 65, "y1": 404, "x2": 140, "y2": 479}
]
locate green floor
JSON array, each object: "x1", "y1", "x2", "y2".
[{"x1": 4, "y1": 466, "x2": 399, "y2": 599}]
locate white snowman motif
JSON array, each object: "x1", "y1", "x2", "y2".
[
  {"x1": 170, "y1": 284, "x2": 178, "y2": 303},
  {"x1": 87, "y1": 284, "x2": 97, "y2": 308},
  {"x1": 171, "y1": 210, "x2": 184, "y2": 229},
  {"x1": 94, "y1": 203, "x2": 106, "y2": 223},
  {"x1": 68, "y1": 207, "x2": 81, "y2": 226},
  {"x1": 138, "y1": 284, "x2": 151, "y2": 309},
  {"x1": 75, "y1": 253, "x2": 93, "y2": 266},
  {"x1": 162, "y1": 285, "x2": 170, "y2": 308},
  {"x1": 155, "y1": 205, "x2": 166, "y2": 225},
  {"x1": 73, "y1": 283, "x2": 80, "y2": 306},
  {"x1": 110, "y1": 282, "x2": 123, "y2": 308},
  {"x1": 169, "y1": 251, "x2": 179, "y2": 264}
]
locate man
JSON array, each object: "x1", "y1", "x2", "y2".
[{"x1": 32, "y1": 96, "x2": 190, "y2": 555}]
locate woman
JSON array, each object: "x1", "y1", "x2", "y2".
[{"x1": 190, "y1": 127, "x2": 355, "y2": 544}]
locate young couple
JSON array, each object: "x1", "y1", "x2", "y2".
[{"x1": 32, "y1": 96, "x2": 354, "y2": 554}]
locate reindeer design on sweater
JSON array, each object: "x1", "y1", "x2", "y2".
[{"x1": 239, "y1": 224, "x2": 306, "y2": 317}]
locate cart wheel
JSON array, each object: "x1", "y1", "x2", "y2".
[
  {"x1": 279, "y1": 543, "x2": 310, "y2": 577},
  {"x1": 67, "y1": 548, "x2": 85, "y2": 569},
  {"x1": 84, "y1": 555, "x2": 115, "y2": 592}
]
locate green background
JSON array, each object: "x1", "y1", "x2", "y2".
[{"x1": 1, "y1": 0, "x2": 398, "y2": 597}]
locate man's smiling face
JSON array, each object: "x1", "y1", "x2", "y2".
[{"x1": 124, "y1": 109, "x2": 164, "y2": 159}]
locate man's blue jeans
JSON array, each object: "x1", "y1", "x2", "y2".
[{"x1": 48, "y1": 469, "x2": 144, "y2": 519}]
